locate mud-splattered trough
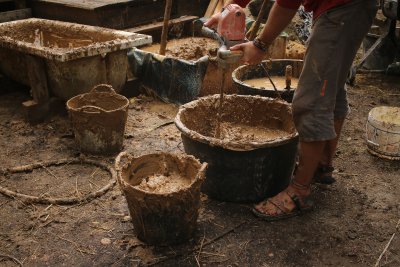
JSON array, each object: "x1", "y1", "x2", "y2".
[
  {"x1": 175, "y1": 94, "x2": 299, "y2": 203},
  {"x1": 0, "y1": 18, "x2": 152, "y2": 101},
  {"x1": 129, "y1": 34, "x2": 289, "y2": 104}
]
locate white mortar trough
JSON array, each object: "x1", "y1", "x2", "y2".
[{"x1": 0, "y1": 18, "x2": 152, "y2": 100}]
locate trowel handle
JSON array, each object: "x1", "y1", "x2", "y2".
[{"x1": 91, "y1": 84, "x2": 116, "y2": 94}]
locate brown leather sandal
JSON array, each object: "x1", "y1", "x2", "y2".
[{"x1": 252, "y1": 185, "x2": 313, "y2": 222}]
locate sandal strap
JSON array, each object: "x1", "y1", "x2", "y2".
[
  {"x1": 266, "y1": 199, "x2": 288, "y2": 214},
  {"x1": 287, "y1": 193, "x2": 303, "y2": 212},
  {"x1": 291, "y1": 179, "x2": 310, "y2": 190},
  {"x1": 285, "y1": 191, "x2": 310, "y2": 213}
]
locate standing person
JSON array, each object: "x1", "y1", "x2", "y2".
[{"x1": 205, "y1": 0, "x2": 378, "y2": 220}]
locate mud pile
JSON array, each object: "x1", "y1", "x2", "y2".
[
  {"x1": 176, "y1": 95, "x2": 297, "y2": 150},
  {"x1": 0, "y1": 20, "x2": 116, "y2": 49},
  {"x1": 134, "y1": 172, "x2": 191, "y2": 194},
  {"x1": 141, "y1": 37, "x2": 219, "y2": 61}
]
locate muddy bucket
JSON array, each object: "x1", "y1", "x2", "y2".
[
  {"x1": 175, "y1": 94, "x2": 299, "y2": 203},
  {"x1": 115, "y1": 152, "x2": 207, "y2": 245},
  {"x1": 232, "y1": 59, "x2": 303, "y2": 102},
  {"x1": 366, "y1": 106, "x2": 400, "y2": 160},
  {"x1": 66, "y1": 84, "x2": 129, "y2": 155}
]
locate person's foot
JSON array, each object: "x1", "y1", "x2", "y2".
[
  {"x1": 252, "y1": 181, "x2": 313, "y2": 221},
  {"x1": 313, "y1": 165, "x2": 336, "y2": 184}
]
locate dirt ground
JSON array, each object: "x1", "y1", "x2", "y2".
[{"x1": 0, "y1": 71, "x2": 399, "y2": 267}]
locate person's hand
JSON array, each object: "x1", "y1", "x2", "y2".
[
  {"x1": 204, "y1": 12, "x2": 221, "y2": 29},
  {"x1": 230, "y1": 41, "x2": 266, "y2": 65}
]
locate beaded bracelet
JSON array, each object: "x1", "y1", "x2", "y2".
[{"x1": 253, "y1": 37, "x2": 269, "y2": 52}]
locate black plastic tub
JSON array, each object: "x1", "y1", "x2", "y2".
[
  {"x1": 175, "y1": 94, "x2": 299, "y2": 203},
  {"x1": 232, "y1": 59, "x2": 303, "y2": 103}
]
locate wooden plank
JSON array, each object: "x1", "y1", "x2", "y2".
[
  {"x1": 213, "y1": 0, "x2": 229, "y2": 15},
  {"x1": 26, "y1": 55, "x2": 49, "y2": 104},
  {"x1": 159, "y1": 0, "x2": 173, "y2": 55},
  {"x1": 204, "y1": 0, "x2": 219, "y2": 18},
  {"x1": 125, "y1": 16, "x2": 198, "y2": 33},
  {"x1": 0, "y1": 8, "x2": 31, "y2": 23}
]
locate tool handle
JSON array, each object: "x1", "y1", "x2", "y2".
[
  {"x1": 218, "y1": 49, "x2": 243, "y2": 59},
  {"x1": 217, "y1": 46, "x2": 243, "y2": 66}
]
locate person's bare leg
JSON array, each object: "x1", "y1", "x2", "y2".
[
  {"x1": 254, "y1": 140, "x2": 325, "y2": 215},
  {"x1": 320, "y1": 117, "x2": 345, "y2": 166}
]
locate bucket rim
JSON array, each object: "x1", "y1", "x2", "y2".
[
  {"x1": 115, "y1": 152, "x2": 207, "y2": 196},
  {"x1": 367, "y1": 147, "x2": 400, "y2": 160},
  {"x1": 174, "y1": 94, "x2": 299, "y2": 151},
  {"x1": 368, "y1": 106, "x2": 400, "y2": 128},
  {"x1": 232, "y1": 59, "x2": 303, "y2": 93},
  {"x1": 66, "y1": 92, "x2": 129, "y2": 114}
]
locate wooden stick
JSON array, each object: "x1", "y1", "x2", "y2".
[
  {"x1": 375, "y1": 219, "x2": 400, "y2": 267},
  {"x1": 205, "y1": 0, "x2": 220, "y2": 18},
  {"x1": 0, "y1": 254, "x2": 22, "y2": 267},
  {"x1": 159, "y1": 0, "x2": 173, "y2": 55},
  {"x1": 249, "y1": 0, "x2": 270, "y2": 41}
]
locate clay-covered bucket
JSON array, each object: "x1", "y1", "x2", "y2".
[
  {"x1": 115, "y1": 152, "x2": 207, "y2": 245},
  {"x1": 66, "y1": 84, "x2": 129, "y2": 155},
  {"x1": 366, "y1": 106, "x2": 400, "y2": 160},
  {"x1": 175, "y1": 94, "x2": 299, "y2": 203},
  {"x1": 232, "y1": 59, "x2": 303, "y2": 102}
]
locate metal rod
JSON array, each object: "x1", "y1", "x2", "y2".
[
  {"x1": 260, "y1": 62, "x2": 282, "y2": 99},
  {"x1": 215, "y1": 69, "x2": 226, "y2": 138}
]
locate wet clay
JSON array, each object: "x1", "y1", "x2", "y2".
[
  {"x1": 243, "y1": 76, "x2": 299, "y2": 90},
  {"x1": 176, "y1": 95, "x2": 297, "y2": 150},
  {"x1": 134, "y1": 173, "x2": 191, "y2": 194},
  {"x1": 0, "y1": 20, "x2": 117, "y2": 49},
  {"x1": 141, "y1": 37, "x2": 219, "y2": 61},
  {"x1": 214, "y1": 122, "x2": 290, "y2": 142},
  {"x1": 286, "y1": 40, "x2": 306, "y2": 60}
]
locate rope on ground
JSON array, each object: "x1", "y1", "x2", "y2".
[
  {"x1": 374, "y1": 219, "x2": 400, "y2": 267},
  {"x1": 0, "y1": 158, "x2": 116, "y2": 205}
]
